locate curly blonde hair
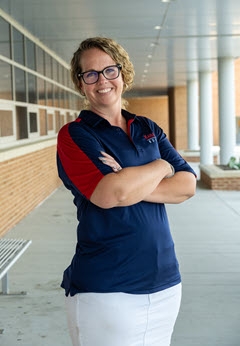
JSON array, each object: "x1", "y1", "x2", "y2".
[{"x1": 70, "y1": 37, "x2": 135, "y2": 109}]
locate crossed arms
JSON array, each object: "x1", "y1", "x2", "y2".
[{"x1": 90, "y1": 153, "x2": 196, "y2": 209}]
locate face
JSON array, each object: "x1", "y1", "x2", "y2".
[{"x1": 78, "y1": 48, "x2": 124, "y2": 112}]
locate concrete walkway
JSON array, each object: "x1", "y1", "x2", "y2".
[{"x1": 1, "y1": 168, "x2": 240, "y2": 346}]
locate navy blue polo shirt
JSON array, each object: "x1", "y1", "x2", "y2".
[{"x1": 57, "y1": 109, "x2": 195, "y2": 296}]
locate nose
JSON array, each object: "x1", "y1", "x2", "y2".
[{"x1": 98, "y1": 71, "x2": 107, "y2": 82}]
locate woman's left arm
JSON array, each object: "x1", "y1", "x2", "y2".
[
  {"x1": 99, "y1": 151, "x2": 196, "y2": 204},
  {"x1": 144, "y1": 171, "x2": 196, "y2": 204}
]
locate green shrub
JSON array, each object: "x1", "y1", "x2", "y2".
[{"x1": 227, "y1": 156, "x2": 240, "y2": 170}]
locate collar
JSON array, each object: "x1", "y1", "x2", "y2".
[{"x1": 78, "y1": 109, "x2": 136, "y2": 128}]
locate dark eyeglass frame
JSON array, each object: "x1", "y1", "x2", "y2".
[{"x1": 77, "y1": 64, "x2": 122, "y2": 85}]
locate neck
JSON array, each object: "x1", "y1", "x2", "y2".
[
  {"x1": 90, "y1": 102, "x2": 121, "y2": 122},
  {"x1": 90, "y1": 106, "x2": 127, "y2": 133}
]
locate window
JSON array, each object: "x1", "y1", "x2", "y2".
[
  {"x1": 29, "y1": 112, "x2": 38, "y2": 133},
  {"x1": 0, "y1": 109, "x2": 13, "y2": 137},
  {"x1": 0, "y1": 16, "x2": 82, "y2": 149},
  {"x1": 67, "y1": 72, "x2": 73, "y2": 89},
  {"x1": 36, "y1": 47, "x2": 45, "y2": 75},
  {"x1": 28, "y1": 73, "x2": 37, "y2": 104},
  {"x1": 26, "y1": 38, "x2": 36, "y2": 70},
  {"x1": 59, "y1": 88, "x2": 66, "y2": 108},
  {"x1": 46, "y1": 81, "x2": 53, "y2": 106},
  {"x1": 52, "y1": 59, "x2": 59, "y2": 82},
  {"x1": 16, "y1": 106, "x2": 28, "y2": 139},
  {"x1": 53, "y1": 84, "x2": 59, "y2": 107},
  {"x1": 13, "y1": 28, "x2": 25, "y2": 65},
  {"x1": 63, "y1": 68, "x2": 68, "y2": 87},
  {"x1": 45, "y1": 53, "x2": 52, "y2": 79},
  {"x1": 15, "y1": 67, "x2": 26, "y2": 102},
  {"x1": 59, "y1": 65, "x2": 63, "y2": 84},
  {"x1": 48, "y1": 113, "x2": 54, "y2": 131},
  {"x1": 39, "y1": 108, "x2": 47, "y2": 136},
  {"x1": 55, "y1": 110, "x2": 61, "y2": 132},
  {"x1": 65, "y1": 93, "x2": 70, "y2": 109},
  {"x1": 0, "y1": 61, "x2": 13, "y2": 100},
  {"x1": 38, "y1": 77, "x2": 46, "y2": 105},
  {"x1": 0, "y1": 16, "x2": 11, "y2": 58}
]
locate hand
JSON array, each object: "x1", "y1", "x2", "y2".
[
  {"x1": 156, "y1": 158, "x2": 175, "y2": 178},
  {"x1": 98, "y1": 151, "x2": 122, "y2": 172},
  {"x1": 165, "y1": 163, "x2": 175, "y2": 178}
]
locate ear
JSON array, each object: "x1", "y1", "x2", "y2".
[
  {"x1": 78, "y1": 81, "x2": 85, "y2": 96},
  {"x1": 79, "y1": 89, "x2": 85, "y2": 97}
]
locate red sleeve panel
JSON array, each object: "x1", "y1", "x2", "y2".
[{"x1": 57, "y1": 121, "x2": 104, "y2": 200}]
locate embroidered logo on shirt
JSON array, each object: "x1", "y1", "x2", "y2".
[{"x1": 144, "y1": 133, "x2": 156, "y2": 143}]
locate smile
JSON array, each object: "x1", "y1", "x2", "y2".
[{"x1": 98, "y1": 88, "x2": 112, "y2": 94}]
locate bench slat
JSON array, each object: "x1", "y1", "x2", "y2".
[
  {"x1": 0, "y1": 239, "x2": 27, "y2": 265},
  {"x1": 0, "y1": 239, "x2": 32, "y2": 280},
  {"x1": 0, "y1": 239, "x2": 26, "y2": 263}
]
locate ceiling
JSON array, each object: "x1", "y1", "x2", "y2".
[{"x1": 2, "y1": 0, "x2": 240, "y2": 96}]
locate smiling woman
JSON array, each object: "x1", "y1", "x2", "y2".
[
  {"x1": 74, "y1": 46, "x2": 125, "y2": 114},
  {"x1": 57, "y1": 36, "x2": 196, "y2": 346},
  {"x1": 70, "y1": 37, "x2": 134, "y2": 110}
]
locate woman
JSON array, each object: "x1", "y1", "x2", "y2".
[{"x1": 57, "y1": 37, "x2": 196, "y2": 346}]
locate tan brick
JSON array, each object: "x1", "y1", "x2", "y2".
[{"x1": 0, "y1": 145, "x2": 61, "y2": 237}]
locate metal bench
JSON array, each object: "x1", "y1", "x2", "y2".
[{"x1": 0, "y1": 238, "x2": 32, "y2": 294}]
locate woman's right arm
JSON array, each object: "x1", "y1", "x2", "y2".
[{"x1": 90, "y1": 159, "x2": 172, "y2": 208}]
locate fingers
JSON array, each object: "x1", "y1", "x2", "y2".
[
  {"x1": 99, "y1": 151, "x2": 122, "y2": 172},
  {"x1": 112, "y1": 165, "x2": 122, "y2": 172},
  {"x1": 99, "y1": 157, "x2": 122, "y2": 171},
  {"x1": 100, "y1": 151, "x2": 114, "y2": 159}
]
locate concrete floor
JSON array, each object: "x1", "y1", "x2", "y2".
[{"x1": 1, "y1": 166, "x2": 240, "y2": 346}]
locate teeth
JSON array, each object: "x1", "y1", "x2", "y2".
[{"x1": 98, "y1": 88, "x2": 111, "y2": 94}]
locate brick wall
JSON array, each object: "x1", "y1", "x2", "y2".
[
  {"x1": 168, "y1": 86, "x2": 188, "y2": 150},
  {"x1": 174, "y1": 87, "x2": 188, "y2": 150},
  {"x1": 200, "y1": 166, "x2": 240, "y2": 190},
  {"x1": 127, "y1": 96, "x2": 169, "y2": 137},
  {"x1": 0, "y1": 144, "x2": 62, "y2": 237}
]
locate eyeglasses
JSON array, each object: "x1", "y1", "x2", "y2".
[{"x1": 77, "y1": 64, "x2": 122, "y2": 85}]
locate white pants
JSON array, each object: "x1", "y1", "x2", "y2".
[{"x1": 65, "y1": 283, "x2": 182, "y2": 346}]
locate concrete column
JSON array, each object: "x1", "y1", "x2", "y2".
[
  {"x1": 187, "y1": 80, "x2": 199, "y2": 150},
  {"x1": 218, "y1": 57, "x2": 236, "y2": 164},
  {"x1": 199, "y1": 71, "x2": 213, "y2": 164}
]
